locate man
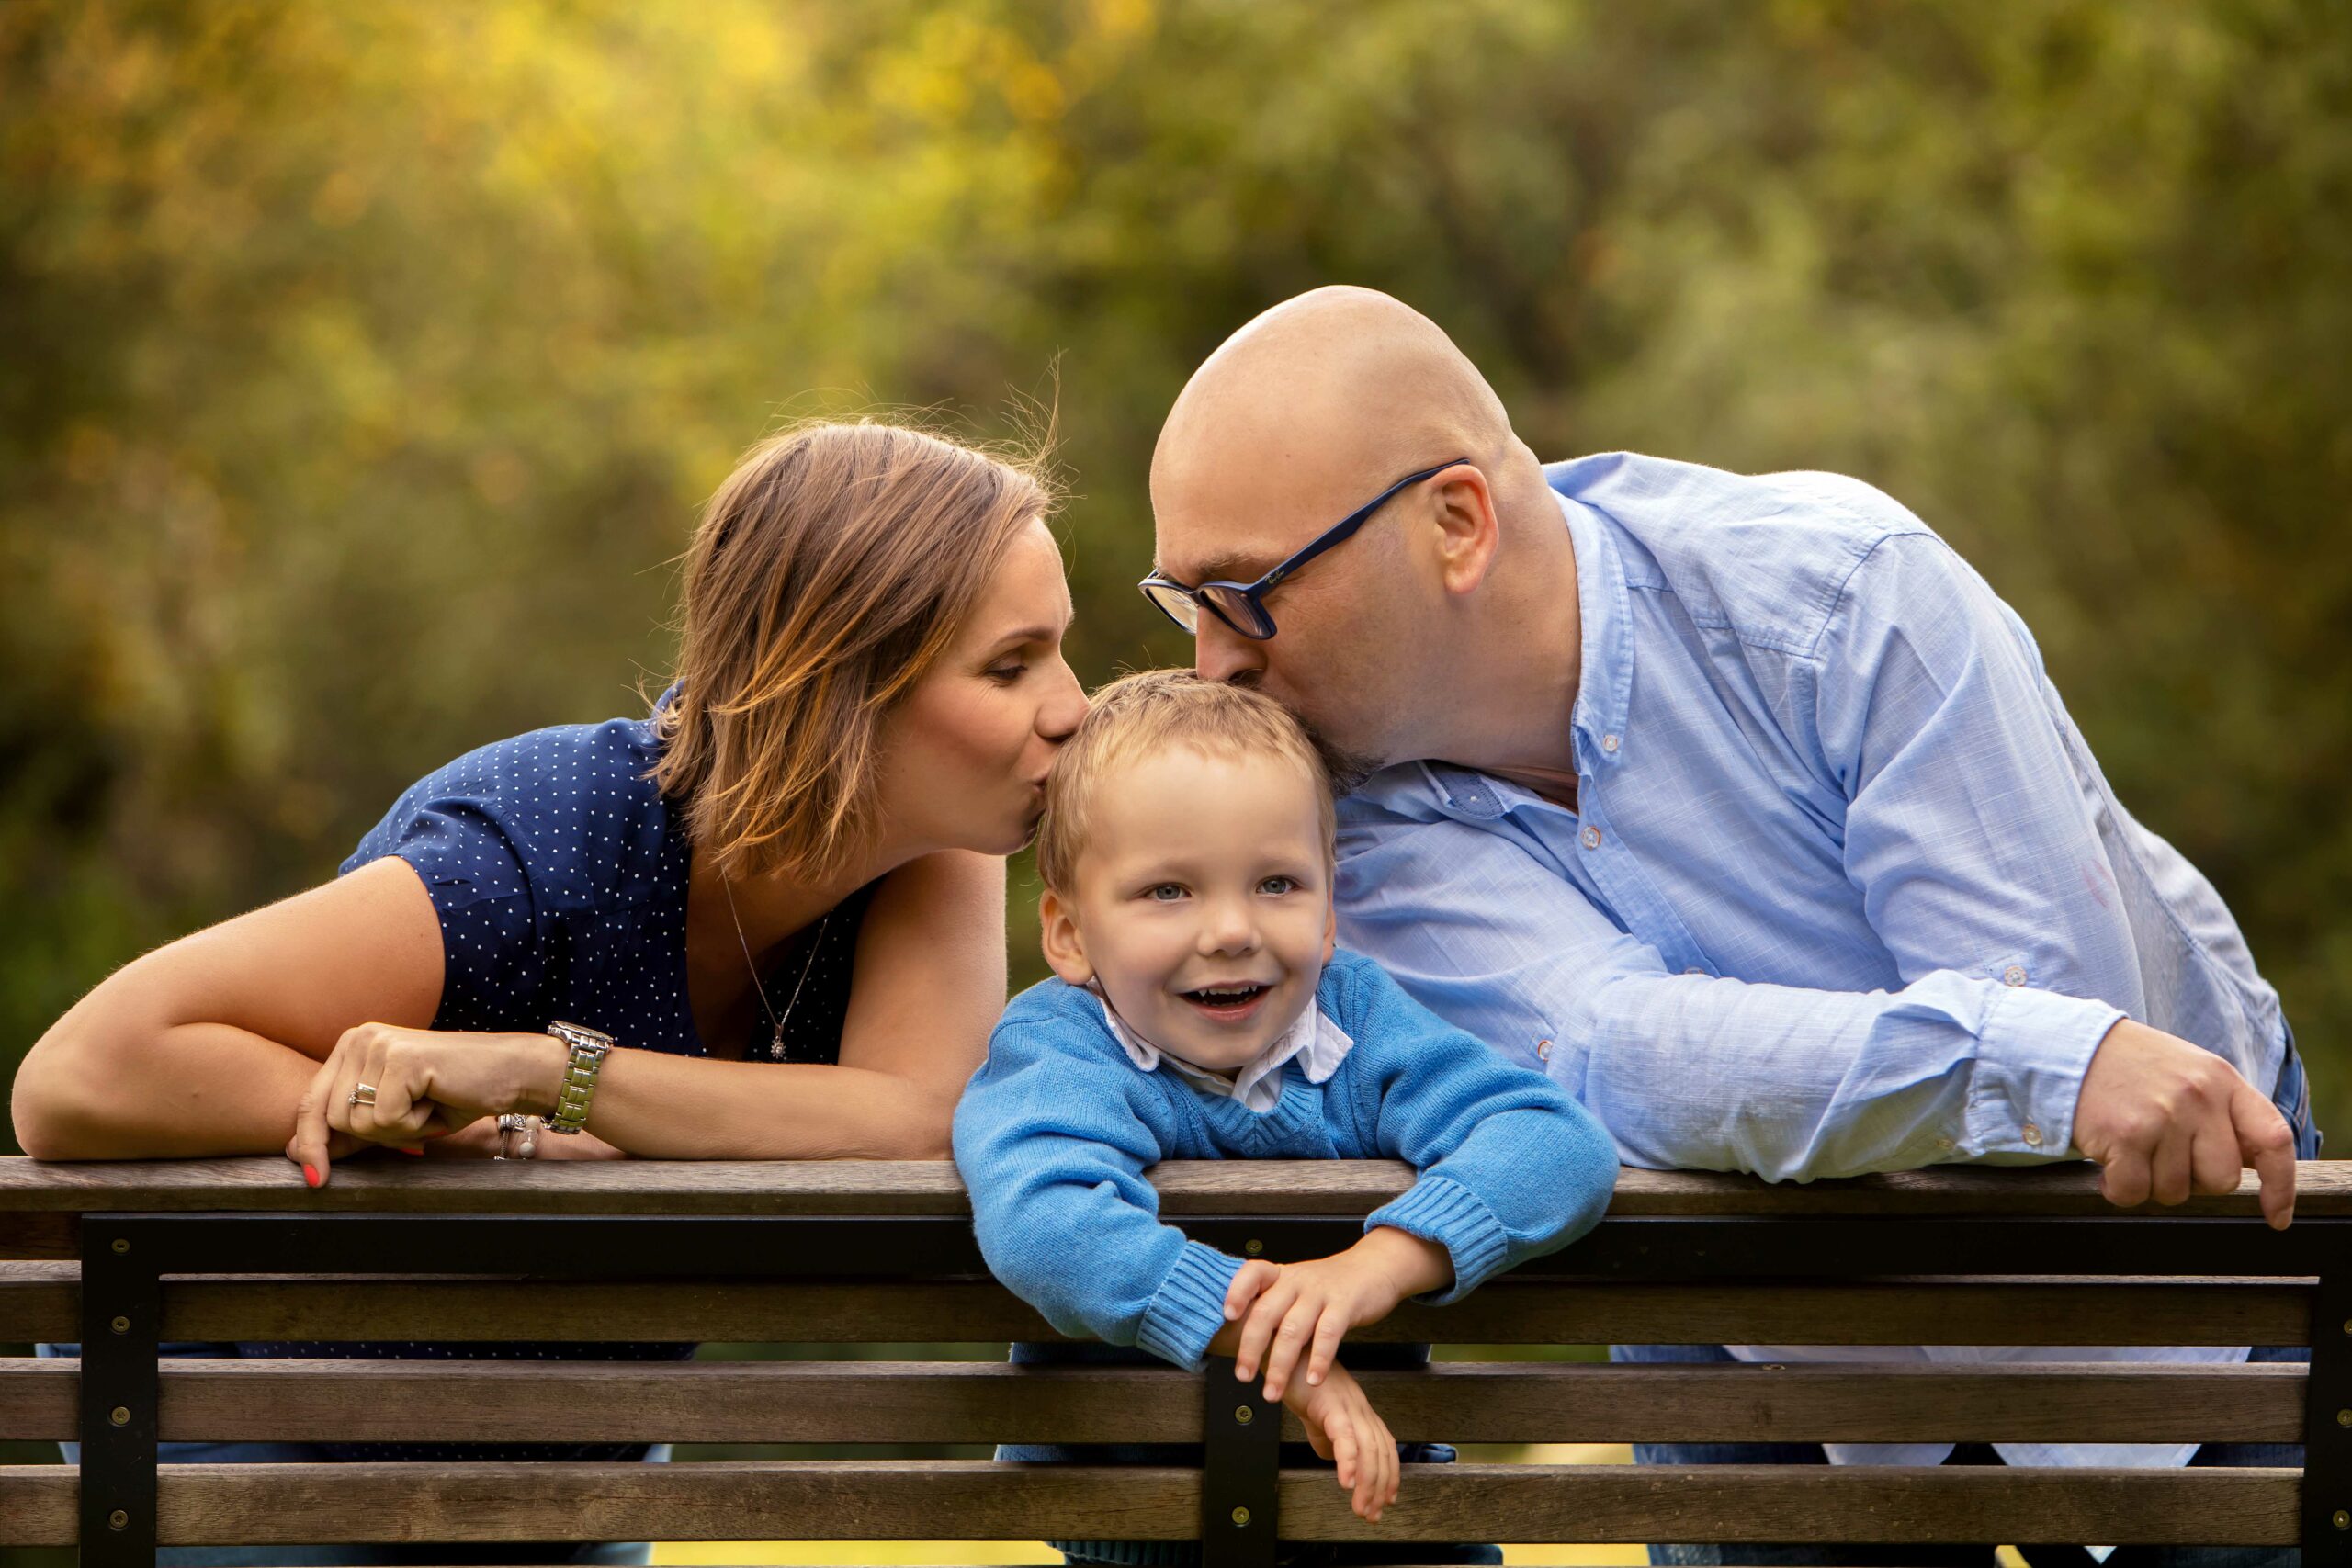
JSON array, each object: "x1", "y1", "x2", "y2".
[{"x1": 1144, "y1": 286, "x2": 2314, "y2": 1568}]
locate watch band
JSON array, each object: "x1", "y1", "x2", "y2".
[{"x1": 544, "y1": 1020, "x2": 616, "y2": 1134}]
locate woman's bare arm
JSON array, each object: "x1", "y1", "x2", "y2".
[
  {"x1": 575, "y1": 849, "x2": 1007, "y2": 1160},
  {"x1": 10, "y1": 858, "x2": 444, "y2": 1159}
]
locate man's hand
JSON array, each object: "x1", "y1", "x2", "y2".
[
  {"x1": 1222, "y1": 1226, "x2": 1453, "y2": 1401},
  {"x1": 1284, "y1": 1361, "x2": 1401, "y2": 1522},
  {"x1": 2072, "y1": 1018, "x2": 2296, "y2": 1229}
]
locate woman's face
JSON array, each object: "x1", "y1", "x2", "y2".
[{"x1": 876, "y1": 519, "x2": 1087, "y2": 857}]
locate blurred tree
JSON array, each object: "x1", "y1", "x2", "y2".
[{"x1": 2, "y1": 0, "x2": 2346, "y2": 1154}]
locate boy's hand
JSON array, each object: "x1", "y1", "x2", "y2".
[
  {"x1": 1222, "y1": 1226, "x2": 1453, "y2": 1401},
  {"x1": 1285, "y1": 1361, "x2": 1401, "y2": 1522}
]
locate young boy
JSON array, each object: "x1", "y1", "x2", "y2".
[{"x1": 953, "y1": 670, "x2": 1620, "y2": 1528}]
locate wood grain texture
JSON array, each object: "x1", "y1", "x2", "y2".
[
  {"x1": 127, "y1": 1461, "x2": 2301, "y2": 1547},
  {"x1": 142, "y1": 1275, "x2": 2335, "y2": 1347},
  {"x1": 6, "y1": 1357, "x2": 2304, "y2": 1446},
  {"x1": 0, "y1": 1268, "x2": 2311, "y2": 1345},
  {"x1": 0, "y1": 1259, "x2": 76, "y2": 1340},
  {"x1": 1279, "y1": 1463, "x2": 2301, "y2": 1546},
  {"x1": 0, "y1": 1463, "x2": 76, "y2": 1544},
  {"x1": 156, "y1": 1461, "x2": 1201, "y2": 1545},
  {"x1": 2, "y1": 1460, "x2": 2303, "y2": 1549},
  {"x1": 3, "y1": 1157, "x2": 2344, "y2": 1220},
  {"x1": 0, "y1": 1209, "x2": 76, "y2": 1259}
]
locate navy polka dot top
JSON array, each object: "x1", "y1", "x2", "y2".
[{"x1": 242, "y1": 698, "x2": 874, "y2": 1462}]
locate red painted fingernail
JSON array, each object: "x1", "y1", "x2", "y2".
[
  {"x1": 302, "y1": 1165, "x2": 321, "y2": 1188},
  {"x1": 397, "y1": 1146, "x2": 424, "y2": 1156}
]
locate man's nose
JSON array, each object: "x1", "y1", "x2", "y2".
[{"x1": 1193, "y1": 615, "x2": 1265, "y2": 685}]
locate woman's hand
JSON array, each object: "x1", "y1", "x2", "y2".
[
  {"x1": 1223, "y1": 1226, "x2": 1454, "y2": 1401},
  {"x1": 286, "y1": 1022, "x2": 567, "y2": 1185},
  {"x1": 1285, "y1": 1362, "x2": 1401, "y2": 1522}
]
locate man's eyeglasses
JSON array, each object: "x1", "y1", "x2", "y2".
[{"x1": 1138, "y1": 457, "x2": 1471, "y2": 641}]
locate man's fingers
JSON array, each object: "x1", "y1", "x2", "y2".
[
  {"x1": 2098, "y1": 1142, "x2": 2153, "y2": 1212},
  {"x1": 2187, "y1": 1118, "x2": 2244, "y2": 1200},
  {"x1": 2233, "y1": 1083, "x2": 2298, "y2": 1230},
  {"x1": 2146, "y1": 1120, "x2": 2195, "y2": 1208}
]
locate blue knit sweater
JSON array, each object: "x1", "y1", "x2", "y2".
[{"x1": 953, "y1": 949, "x2": 1620, "y2": 1371}]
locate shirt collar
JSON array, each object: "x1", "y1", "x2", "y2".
[
  {"x1": 1544, "y1": 457, "x2": 1636, "y2": 758},
  {"x1": 1091, "y1": 988, "x2": 1353, "y2": 1114}
]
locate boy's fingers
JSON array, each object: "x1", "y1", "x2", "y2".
[
  {"x1": 1260, "y1": 1295, "x2": 1319, "y2": 1402},
  {"x1": 1306, "y1": 1304, "x2": 1348, "y2": 1387},
  {"x1": 1234, "y1": 1280, "x2": 1295, "y2": 1382},
  {"x1": 1223, "y1": 1260, "x2": 1277, "y2": 1320}
]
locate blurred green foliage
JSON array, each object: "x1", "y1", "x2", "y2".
[{"x1": 3, "y1": 0, "x2": 2348, "y2": 1153}]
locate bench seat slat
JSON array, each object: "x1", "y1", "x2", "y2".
[
  {"x1": 0, "y1": 1461, "x2": 2300, "y2": 1548},
  {"x1": 3, "y1": 1158, "x2": 2345, "y2": 1222},
  {"x1": 0, "y1": 1358, "x2": 2308, "y2": 1446},
  {"x1": 0, "y1": 1264, "x2": 2312, "y2": 1346}
]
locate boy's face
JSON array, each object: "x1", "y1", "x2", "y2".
[{"x1": 1041, "y1": 744, "x2": 1337, "y2": 1075}]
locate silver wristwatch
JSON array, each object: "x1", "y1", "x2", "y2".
[{"x1": 543, "y1": 1020, "x2": 616, "y2": 1134}]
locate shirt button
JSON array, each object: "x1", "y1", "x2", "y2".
[
  {"x1": 1580, "y1": 825, "x2": 1602, "y2": 850},
  {"x1": 1601, "y1": 734, "x2": 1620, "y2": 754},
  {"x1": 1936, "y1": 1135, "x2": 1956, "y2": 1152},
  {"x1": 1534, "y1": 1039, "x2": 1552, "y2": 1062},
  {"x1": 2022, "y1": 1122, "x2": 2044, "y2": 1147},
  {"x1": 2003, "y1": 964, "x2": 2028, "y2": 987}
]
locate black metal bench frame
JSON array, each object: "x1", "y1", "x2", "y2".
[{"x1": 65, "y1": 1201, "x2": 2352, "y2": 1568}]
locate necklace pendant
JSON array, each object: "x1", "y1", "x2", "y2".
[{"x1": 768, "y1": 1023, "x2": 788, "y2": 1063}]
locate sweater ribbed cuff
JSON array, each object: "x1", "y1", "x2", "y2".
[
  {"x1": 1368, "y1": 1176, "x2": 1511, "y2": 1305},
  {"x1": 1135, "y1": 1241, "x2": 1244, "y2": 1371}
]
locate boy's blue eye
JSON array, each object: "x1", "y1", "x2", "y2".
[
  {"x1": 1144, "y1": 883, "x2": 1187, "y2": 902},
  {"x1": 1258, "y1": 875, "x2": 1298, "y2": 897}
]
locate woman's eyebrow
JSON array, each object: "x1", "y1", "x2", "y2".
[{"x1": 988, "y1": 612, "x2": 1073, "y2": 651}]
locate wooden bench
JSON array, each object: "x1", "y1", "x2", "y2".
[{"x1": 2, "y1": 1156, "x2": 2346, "y2": 1566}]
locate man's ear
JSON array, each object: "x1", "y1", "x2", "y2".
[
  {"x1": 1039, "y1": 886, "x2": 1094, "y2": 986},
  {"x1": 1430, "y1": 466, "x2": 1501, "y2": 598}
]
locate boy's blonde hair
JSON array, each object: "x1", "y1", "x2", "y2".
[{"x1": 1035, "y1": 670, "x2": 1336, "y2": 893}]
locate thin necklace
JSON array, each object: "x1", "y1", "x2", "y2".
[{"x1": 720, "y1": 875, "x2": 830, "y2": 1063}]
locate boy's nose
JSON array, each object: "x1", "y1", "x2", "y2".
[{"x1": 1197, "y1": 897, "x2": 1261, "y2": 954}]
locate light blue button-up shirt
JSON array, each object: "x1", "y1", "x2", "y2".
[{"x1": 1334, "y1": 452, "x2": 2289, "y2": 1471}]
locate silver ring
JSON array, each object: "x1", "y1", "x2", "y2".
[{"x1": 348, "y1": 1083, "x2": 379, "y2": 1108}]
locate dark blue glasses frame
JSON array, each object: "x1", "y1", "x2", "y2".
[{"x1": 1138, "y1": 457, "x2": 1471, "y2": 640}]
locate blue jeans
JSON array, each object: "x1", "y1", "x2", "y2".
[{"x1": 1618, "y1": 1032, "x2": 2323, "y2": 1568}]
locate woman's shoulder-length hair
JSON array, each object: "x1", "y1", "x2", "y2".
[{"x1": 652, "y1": 418, "x2": 1054, "y2": 884}]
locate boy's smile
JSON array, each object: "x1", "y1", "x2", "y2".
[{"x1": 1041, "y1": 744, "x2": 1336, "y2": 1075}]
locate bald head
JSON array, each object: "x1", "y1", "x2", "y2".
[{"x1": 1153, "y1": 287, "x2": 1522, "y2": 524}]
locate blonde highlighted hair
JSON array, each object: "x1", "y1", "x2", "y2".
[
  {"x1": 652, "y1": 420, "x2": 1054, "y2": 882},
  {"x1": 1034, "y1": 670, "x2": 1335, "y2": 893}
]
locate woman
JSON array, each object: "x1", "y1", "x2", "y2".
[{"x1": 9, "y1": 419, "x2": 1087, "y2": 1565}]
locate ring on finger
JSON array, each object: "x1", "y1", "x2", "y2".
[{"x1": 348, "y1": 1083, "x2": 379, "y2": 1108}]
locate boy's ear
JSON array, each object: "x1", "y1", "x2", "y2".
[{"x1": 1039, "y1": 886, "x2": 1094, "y2": 986}]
